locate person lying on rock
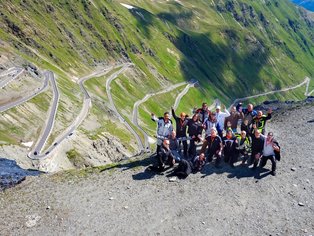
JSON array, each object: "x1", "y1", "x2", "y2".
[{"x1": 171, "y1": 153, "x2": 206, "y2": 178}]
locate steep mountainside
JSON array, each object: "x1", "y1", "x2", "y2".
[{"x1": 0, "y1": 0, "x2": 314, "y2": 170}]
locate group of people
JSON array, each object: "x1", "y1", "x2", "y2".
[{"x1": 150, "y1": 102, "x2": 281, "y2": 178}]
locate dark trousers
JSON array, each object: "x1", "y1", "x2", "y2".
[
  {"x1": 156, "y1": 145, "x2": 161, "y2": 154},
  {"x1": 251, "y1": 152, "x2": 261, "y2": 168},
  {"x1": 208, "y1": 151, "x2": 221, "y2": 166},
  {"x1": 188, "y1": 139, "x2": 196, "y2": 158},
  {"x1": 173, "y1": 159, "x2": 192, "y2": 178},
  {"x1": 156, "y1": 153, "x2": 174, "y2": 170},
  {"x1": 239, "y1": 150, "x2": 249, "y2": 164},
  {"x1": 259, "y1": 155, "x2": 276, "y2": 172},
  {"x1": 178, "y1": 139, "x2": 188, "y2": 157},
  {"x1": 224, "y1": 153, "x2": 236, "y2": 166}
]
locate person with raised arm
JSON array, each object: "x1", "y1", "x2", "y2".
[
  {"x1": 171, "y1": 107, "x2": 189, "y2": 157},
  {"x1": 260, "y1": 132, "x2": 281, "y2": 176},
  {"x1": 186, "y1": 114, "x2": 203, "y2": 159},
  {"x1": 151, "y1": 111, "x2": 173, "y2": 154},
  {"x1": 252, "y1": 109, "x2": 272, "y2": 135}
]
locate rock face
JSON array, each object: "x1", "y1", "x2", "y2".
[{"x1": 91, "y1": 134, "x2": 130, "y2": 163}]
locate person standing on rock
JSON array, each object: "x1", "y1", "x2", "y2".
[
  {"x1": 224, "y1": 106, "x2": 244, "y2": 133},
  {"x1": 171, "y1": 107, "x2": 189, "y2": 157},
  {"x1": 242, "y1": 103, "x2": 257, "y2": 126},
  {"x1": 203, "y1": 112, "x2": 218, "y2": 139},
  {"x1": 201, "y1": 112, "x2": 219, "y2": 154},
  {"x1": 252, "y1": 109, "x2": 272, "y2": 135},
  {"x1": 241, "y1": 119, "x2": 253, "y2": 138},
  {"x1": 151, "y1": 111, "x2": 173, "y2": 154},
  {"x1": 186, "y1": 114, "x2": 203, "y2": 158},
  {"x1": 193, "y1": 102, "x2": 211, "y2": 123},
  {"x1": 259, "y1": 132, "x2": 280, "y2": 176},
  {"x1": 216, "y1": 105, "x2": 230, "y2": 138},
  {"x1": 251, "y1": 129, "x2": 265, "y2": 169}
]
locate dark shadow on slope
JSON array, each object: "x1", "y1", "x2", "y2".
[
  {"x1": 129, "y1": 6, "x2": 270, "y2": 102},
  {"x1": 99, "y1": 154, "x2": 165, "y2": 180},
  {"x1": 0, "y1": 158, "x2": 43, "y2": 191},
  {"x1": 173, "y1": 30, "x2": 269, "y2": 101},
  {"x1": 129, "y1": 8, "x2": 155, "y2": 39}
]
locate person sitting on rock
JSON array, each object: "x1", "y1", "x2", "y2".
[
  {"x1": 252, "y1": 109, "x2": 272, "y2": 135},
  {"x1": 241, "y1": 119, "x2": 253, "y2": 138},
  {"x1": 259, "y1": 132, "x2": 280, "y2": 176},
  {"x1": 156, "y1": 139, "x2": 175, "y2": 172},
  {"x1": 169, "y1": 131, "x2": 182, "y2": 162},
  {"x1": 222, "y1": 129, "x2": 238, "y2": 168},
  {"x1": 151, "y1": 111, "x2": 173, "y2": 154}
]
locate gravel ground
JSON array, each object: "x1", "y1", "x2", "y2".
[{"x1": 0, "y1": 103, "x2": 313, "y2": 236}]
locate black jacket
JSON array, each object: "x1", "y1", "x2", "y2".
[
  {"x1": 172, "y1": 109, "x2": 188, "y2": 137},
  {"x1": 206, "y1": 136, "x2": 222, "y2": 153},
  {"x1": 251, "y1": 135, "x2": 265, "y2": 155},
  {"x1": 187, "y1": 119, "x2": 203, "y2": 137}
]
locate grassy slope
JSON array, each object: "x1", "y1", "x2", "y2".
[{"x1": 0, "y1": 0, "x2": 313, "y2": 149}]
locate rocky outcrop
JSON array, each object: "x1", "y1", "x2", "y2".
[{"x1": 91, "y1": 134, "x2": 130, "y2": 163}]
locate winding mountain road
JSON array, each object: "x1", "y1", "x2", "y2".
[
  {"x1": 105, "y1": 63, "x2": 146, "y2": 154},
  {"x1": 172, "y1": 81, "x2": 197, "y2": 111},
  {"x1": 2, "y1": 61, "x2": 313, "y2": 161},
  {"x1": 0, "y1": 67, "x2": 24, "y2": 89},
  {"x1": 28, "y1": 65, "x2": 121, "y2": 159},
  {"x1": 228, "y1": 77, "x2": 313, "y2": 109},
  {"x1": 131, "y1": 81, "x2": 192, "y2": 150},
  {"x1": 28, "y1": 71, "x2": 59, "y2": 159},
  {"x1": 0, "y1": 73, "x2": 49, "y2": 113}
]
